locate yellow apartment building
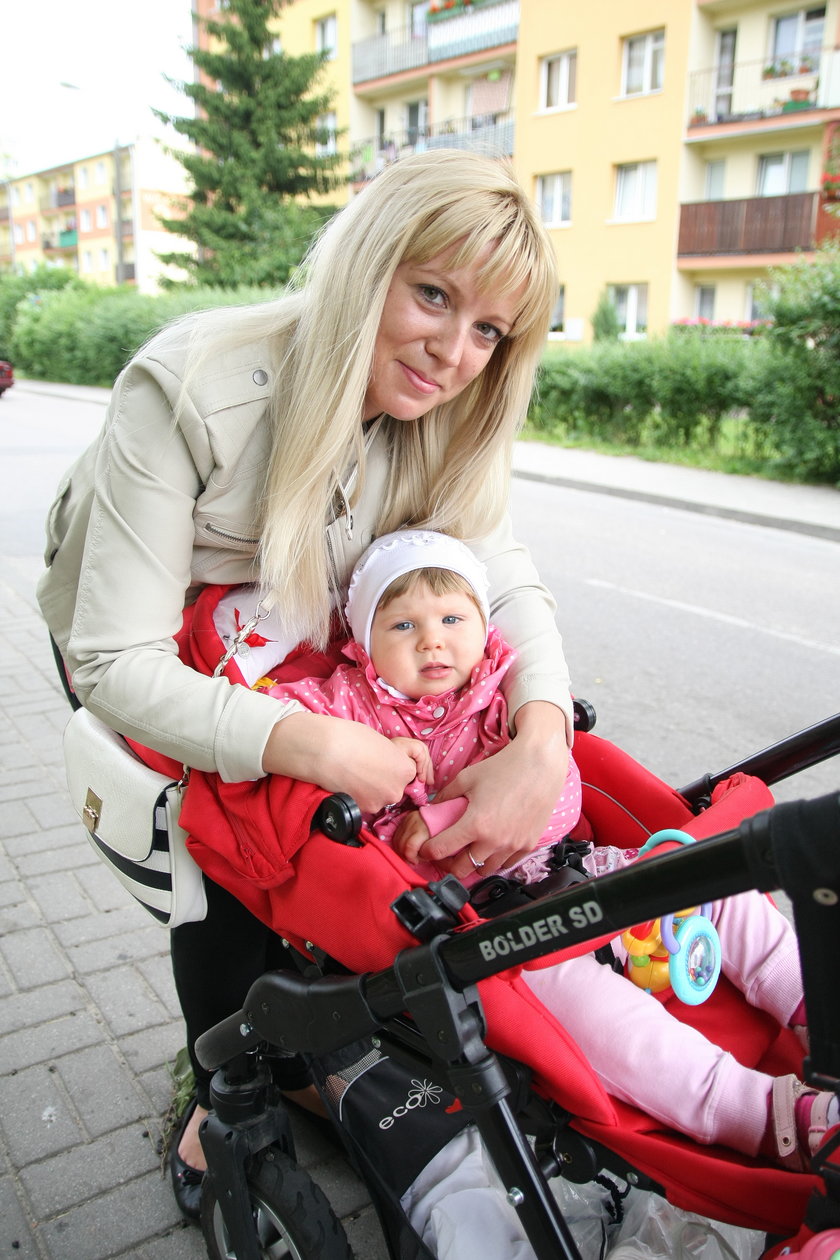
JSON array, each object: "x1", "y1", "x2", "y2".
[
  {"x1": 680, "y1": 0, "x2": 840, "y2": 327},
  {"x1": 0, "y1": 138, "x2": 192, "y2": 293}
]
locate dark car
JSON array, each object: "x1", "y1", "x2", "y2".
[{"x1": 0, "y1": 360, "x2": 13, "y2": 398}]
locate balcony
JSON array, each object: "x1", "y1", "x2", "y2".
[
  {"x1": 678, "y1": 191, "x2": 840, "y2": 257},
  {"x1": 687, "y1": 46, "x2": 840, "y2": 128},
  {"x1": 353, "y1": 0, "x2": 518, "y2": 84},
  {"x1": 350, "y1": 113, "x2": 514, "y2": 182},
  {"x1": 57, "y1": 186, "x2": 76, "y2": 207}
]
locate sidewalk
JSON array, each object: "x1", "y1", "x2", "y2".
[{"x1": 1, "y1": 380, "x2": 838, "y2": 1259}]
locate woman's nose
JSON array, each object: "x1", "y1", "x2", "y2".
[{"x1": 428, "y1": 318, "x2": 468, "y2": 365}]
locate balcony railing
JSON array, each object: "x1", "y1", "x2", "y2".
[
  {"x1": 350, "y1": 113, "x2": 514, "y2": 182},
  {"x1": 353, "y1": 0, "x2": 518, "y2": 83},
  {"x1": 677, "y1": 191, "x2": 840, "y2": 255},
  {"x1": 687, "y1": 46, "x2": 840, "y2": 127}
]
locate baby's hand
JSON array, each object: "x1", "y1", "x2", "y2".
[
  {"x1": 389, "y1": 737, "x2": 434, "y2": 786},
  {"x1": 393, "y1": 810, "x2": 432, "y2": 864}
]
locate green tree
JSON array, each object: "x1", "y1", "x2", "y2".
[
  {"x1": 591, "y1": 290, "x2": 620, "y2": 342},
  {"x1": 752, "y1": 243, "x2": 840, "y2": 482},
  {"x1": 155, "y1": 0, "x2": 343, "y2": 287}
]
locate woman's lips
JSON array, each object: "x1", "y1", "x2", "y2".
[{"x1": 400, "y1": 362, "x2": 439, "y2": 394}]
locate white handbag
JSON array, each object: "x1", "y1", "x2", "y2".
[{"x1": 63, "y1": 707, "x2": 207, "y2": 928}]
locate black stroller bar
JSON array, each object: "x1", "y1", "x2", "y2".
[
  {"x1": 679, "y1": 712, "x2": 840, "y2": 806},
  {"x1": 198, "y1": 791, "x2": 840, "y2": 1085}
]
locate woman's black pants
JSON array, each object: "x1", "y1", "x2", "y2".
[{"x1": 170, "y1": 874, "x2": 312, "y2": 1109}]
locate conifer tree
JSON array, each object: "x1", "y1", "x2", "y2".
[{"x1": 155, "y1": 0, "x2": 342, "y2": 286}]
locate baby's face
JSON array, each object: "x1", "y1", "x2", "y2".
[{"x1": 370, "y1": 580, "x2": 486, "y2": 699}]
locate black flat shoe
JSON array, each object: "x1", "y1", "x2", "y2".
[{"x1": 169, "y1": 1096, "x2": 204, "y2": 1222}]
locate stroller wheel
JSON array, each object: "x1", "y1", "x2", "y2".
[{"x1": 200, "y1": 1147, "x2": 353, "y2": 1260}]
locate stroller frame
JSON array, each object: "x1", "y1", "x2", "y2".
[{"x1": 196, "y1": 722, "x2": 840, "y2": 1260}]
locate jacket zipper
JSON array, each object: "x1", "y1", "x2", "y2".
[{"x1": 205, "y1": 522, "x2": 260, "y2": 545}]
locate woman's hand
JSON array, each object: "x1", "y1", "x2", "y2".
[
  {"x1": 261, "y1": 712, "x2": 420, "y2": 813},
  {"x1": 416, "y1": 701, "x2": 570, "y2": 881}
]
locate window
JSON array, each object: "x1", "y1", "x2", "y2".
[
  {"x1": 540, "y1": 50, "x2": 577, "y2": 110},
  {"x1": 705, "y1": 159, "x2": 725, "y2": 200},
  {"x1": 80, "y1": 208, "x2": 91, "y2": 232},
  {"x1": 316, "y1": 14, "x2": 337, "y2": 59},
  {"x1": 608, "y1": 283, "x2": 648, "y2": 337},
  {"x1": 82, "y1": 250, "x2": 93, "y2": 273},
  {"x1": 614, "y1": 161, "x2": 657, "y2": 220},
  {"x1": 622, "y1": 29, "x2": 664, "y2": 95},
  {"x1": 79, "y1": 167, "x2": 89, "y2": 190},
  {"x1": 95, "y1": 161, "x2": 105, "y2": 182},
  {"x1": 757, "y1": 150, "x2": 809, "y2": 195},
  {"x1": 406, "y1": 99, "x2": 428, "y2": 145},
  {"x1": 13, "y1": 223, "x2": 23, "y2": 245},
  {"x1": 696, "y1": 285, "x2": 716, "y2": 321},
  {"x1": 96, "y1": 204, "x2": 108, "y2": 228},
  {"x1": 549, "y1": 286, "x2": 565, "y2": 335},
  {"x1": 537, "y1": 172, "x2": 572, "y2": 226},
  {"x1": 26, "y1": 220, "x2": 36, "y2": 242},
  {"x1": 316, "y1": 112, "x2": 337, "y2": 157},
  {"x1": 99, "y1": 248, "x2": 109, "y2": 269},
  {"x1": 410, "y1": 1, "x2": 426, "y2": 36},
  {"x1": 24, "y1": 181, "x2": 34, "y2": 203},
  {"x1": 772, "y1": 7, "x2": 824, "y2": 66}
]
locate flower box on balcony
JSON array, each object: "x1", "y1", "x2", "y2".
[{"x1": 427, "y1": 0, "x2": 499, "y2": 21}]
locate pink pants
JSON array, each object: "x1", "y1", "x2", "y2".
[{"x1": 522, "y1": 890, "x2": 802, "y2": 1155}]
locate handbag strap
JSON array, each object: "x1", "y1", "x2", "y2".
[{"x1": 212, "y1": 591, "x2": 277, "y2": 678}]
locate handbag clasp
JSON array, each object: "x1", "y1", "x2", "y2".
[{"x1": 82, "y1": 788, "x2": 102, "y2": 834}]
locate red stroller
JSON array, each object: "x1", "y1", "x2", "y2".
[{"x1": 181, "y1": 685, "x2": 840, "y2": 1258}]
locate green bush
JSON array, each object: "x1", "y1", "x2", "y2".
[
  {"x1": 8, "y1": 282, "x2": 281, "y2": 385},
  {"x1": 0, "y1": 266, "x2": 87, "y2": 361},
  {"x1": 653, "y1": 333, "x2": 748, "y2": 446}
]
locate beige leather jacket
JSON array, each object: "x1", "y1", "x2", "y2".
[{"x1": 38, "y1": 318, "x2": 573, "y2": 782}]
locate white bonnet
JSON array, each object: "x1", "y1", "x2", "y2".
[{"x1": 345, "y1": 529, "x2": 490, "y2": 653}]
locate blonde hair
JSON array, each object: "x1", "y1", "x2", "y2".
[
  {"x1": 376, "y1": 567, "x2": 487, "y2": 624},
  {"x1": 181, "y1": 149, "x2": 557, "y2": 647}
]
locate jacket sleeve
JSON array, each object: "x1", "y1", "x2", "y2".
[
  {"x1": 54, "y1": 353, "x2": 287, "y2": 783},
  {"x1": 472, "y1": 516, "x2": 574, "y2": 741}
]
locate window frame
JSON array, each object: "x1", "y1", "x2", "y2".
[
  {"x1": 316, "y1": 13, "x2": 338, "y2": 59},
  {"x1": 607, "y1": 282, "x2": 649, "y2": 339},
  {"x1": 622, "y1": 29, "x2": 665, "y2": 96},
  {"x1": 756, "y1": 149, "x2": 810, "y2": 196},
  {"x1": 539, "y1": 49, "x2": 577, "y2": 111},
  {"x1": 613, "y1": 160, "x2": 658, "y2": 222},
  {"x1": 536, "y1": 171, "x2": 572, "y2": 227}
]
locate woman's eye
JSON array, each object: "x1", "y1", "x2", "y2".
[
  {"x1": 418, "y1": 285, "x2": 446, "y2": 308},
  {"x1": 476, "y1": 321, "x2": 503, "y2": 344}
]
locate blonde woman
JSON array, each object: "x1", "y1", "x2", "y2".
[{"x1": 38, "y1": 149, "x2": 574, "y2": 1219}]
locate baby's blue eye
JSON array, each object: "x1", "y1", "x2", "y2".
[{"x1": 442, "y1": 615, "x2": 460, "y2": 625}]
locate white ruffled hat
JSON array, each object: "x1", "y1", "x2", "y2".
[{"x1": 345, "y1": 529, "x2": 490, "y2": 654}]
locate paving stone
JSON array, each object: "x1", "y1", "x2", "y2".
[
  {"x1": 0, "y1": 1010, "x2": 104, "y2": 1075},
  {"x1": 3, "y1": 823, "x2": 87, "y2": 857},
  {"x1": 0, "y1": 978, "x2": 85, "y2": 1035},
  {"x1": 53, "y1": 898, "x2": 152, "y2": 947},
  {"x1": 0, "y1": 1063, "x2": 86, "y2": 1165},
  {"x1": 0, "y1": 925, "x2": 70, "y2": 988},
  {"x1": 53, "y1": 1044, "x2": 149, "y2": 1138},
  {"x1": 75, "y1": 862, "x2": 143, "y2": 914},
  {"x1": 0, "y1": 1174, "x2": 42, "y2": 1259},
  {"x1": 84, "y1": 968, "x2": 174, "y2": 1039},
  {"x1": 27, "y1": 870, "x2": 95, "y2": 923},
  {"x1": 12, "y1": 843, "x2": 95, "y2": 879},
  {"x1": 39, "y1": 1170, "x2": 184, "y2": 1260},
  {"x1": 66, "y1": 925, "x2": 167, "y2": 976},
  {"x1": 23, "y1": 790, "x2": 78, "y2": 831},
  {"x1": 20, "y1": 1123, "x2": 160, "y2": 1218},
  {"x1": 0, "y1": 798, "x2": 38, "y2": 837},
  {"x1": 120, "y1": 1024, "x2": 186, "y2": 1077}
]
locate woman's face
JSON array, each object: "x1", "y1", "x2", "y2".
[{"x1": 363, "y1": 243, "x2": 523, "y2": 423}]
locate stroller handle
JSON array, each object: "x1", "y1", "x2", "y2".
[{"x1": 197, "y1": 792, "x2": 840, "y2": 1086}]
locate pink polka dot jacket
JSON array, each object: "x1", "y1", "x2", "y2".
[{"x1": 254, "y1": 624, "x2": 582, "y2": 886}]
